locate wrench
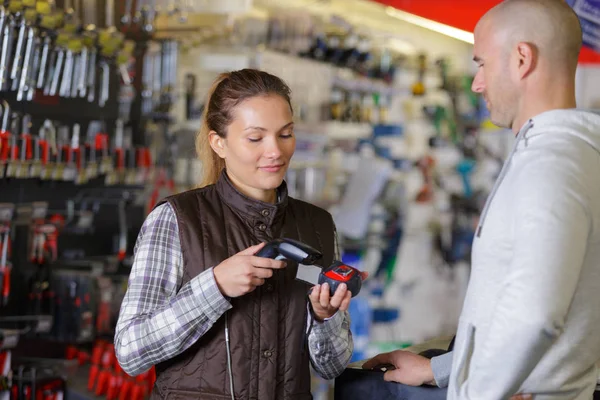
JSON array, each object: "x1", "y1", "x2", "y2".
[
  {"x1": 36, "y1": 35, "x2": 51, "y2": 89},
  {"x1": 121, "y1": 0, "x2": 133, "y2": 25},
  {"x1": 0, "y1": 6, "x2": 6, "y2": 55},
  {"x1": 86, "y1": 46, "x2": 97, "y2": 102},
  {"x1": 144, "y1": 0, "x2": 156, "y2": 33},
  {"x1": 17, "y1": 26, "x2": 35, "y2": 101},
  {"x1": 98, "y1": 61, "x2": 110, "y2": 107},
  {"x1": 59, "y1": 48, "x2": 74, "y2": 97},
  {"x1": 47, "y1": 32, "x2": 70, "y2": 96},
  {"x1": 9, "y1": 10, "x2": 26, "y2": 88},
  {"x1": 0, "y1": 17, "x2": 15, "y2": 91},
  {"x1": 133, "y1": 0, "x2": 145, "y2": 25}
]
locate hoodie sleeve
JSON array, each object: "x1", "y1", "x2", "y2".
[{"x1": 453, "y1": 149, "x2": 592, "y2": 399}]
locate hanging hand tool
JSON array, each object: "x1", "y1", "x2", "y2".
[
  {"x1": 0, "y1": 6, "x2": 15, "y2": 92},
  {"x1": 0, "y1": 102, "x2": 11, "y2": 178},
  {"x1": 412, "y1": 53, "x2": 427, "y2": 96},
  {"x1": 17, "y1": 7, "x2": 39, "y2": 101},
  {"x1": 84, "y1": 29, "x2": 97, "y2": 102},
  {"x1": 63, "y1": 124, "x2": 77, "y2": 181},
  {"x1": 96, "y1": 125, "x2": 112, "y2": 175},
  {"x1": 29, "y1": 136, "x2": 42, "y2": 178},
  {"x1": 4, "y1": 113, "x2": 20, "y2": 179},
  {"x1": 84, "y1": 124, "x2": 99, "y2": 180},
  {"x1": 0, "y1": 203, "x2": 14, "y2": 308},
  {"x1": 0, "y1": 6, "x2": 6, "y2": 62},
  {"x1": 59, "y1": 35, "x2": 81, "y2": 98},
  {"x1": 71, "y1": 37, "x2": 88, "y2": 98},
  {"x1": 121, "y1": 0, "x2": 133, "y2": 26},
  {"x1": 124, "y1": 146, "x2": 136, "y2": 185},
  {"x1": 46, "y1": 31, "x2": 69, "y2": 96},
  {"x1": 72, "y1": 123, "x2": 89, "y2": 185},
  {"x1": 144, "y1": 0, "x2": 157, "y2": 33},
  {"x1": 105, "y1": 119, "x2": 124, "y2": 185},
  {"x1": 39, "y1": 119, "x2": 56, "y2": 180},
  {"x1": 52, "y1": 125, "x2": 69, "y2": 181},
  {"x1": 9, "y1": 1, "x2": 27, "y2": 92},
  {"x1": 133, "y1": 0, "x2": 144, "y2": 26},
  {"x1": 0, "y1": 225, "x2": 11, "y2": 307},
  {"x1": 141, "y1": 44, "x2": 155, "y2": 114},
  {"x1": 15, "y1": 114, "x2": 33, "y2": 178},
  {"x1": 117, "y1": 197, "x2": 127, "y2": 261},
  {"x1": 36, "y1": 9, "x2": 57, "y2": 90}
]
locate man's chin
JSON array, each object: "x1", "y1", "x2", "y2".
[{"x1": 489, "y1": 115, "x2": 510, "y2": 129}]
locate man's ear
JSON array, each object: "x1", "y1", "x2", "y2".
[
  {"x1": 209, "y1": 131, "x2": 226, "y2": 159},
  {"x1": 516, "y1": 42, "x2": 536, "y2": 79}
]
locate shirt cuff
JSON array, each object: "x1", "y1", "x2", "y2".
[
  {"x1": 189, "y1": 267, "x2": 231, "y2": 323},
  {"x1": 310, "y1": 309, "x2": 344, "y2": 335},
  {"x1": 431, "y1": 351, "x2": 453, "y2": 388}
]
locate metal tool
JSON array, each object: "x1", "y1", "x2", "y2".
[
  {"x1": 36, "y1": 35, "x2": 51, "y2": 89},
  {"x1": 9, "y1": 5, "x2": 27, "y2": 90},
  {"x1": 15, "y1": 114, "x2": 32, "y2": 178},
  {"x1": 86, "y1": 41, "x2": 97, "y2": 101},
  {"x1": 98, "y1": 60, "x2": 109, "y2": 106},
  {"x1": 47, "y1": 32, "x2": 69, "y2": 96},
  {"x1": 0, "y1": 10, "x2": 15, "y2": 91},
  {"x1": 4, "y1": 113, "x2": 20, "y2": 179},
  {"x1": 121, "y1": 0, "x2": 133, "y2": 25},
  {"x1": 16, "y1": 23, "x2": 35, "y2": 101},
  {"x1": 0, "y1": 103, "x2": 10, "y2": 178},
  {"x1": 39, "y1": 119, "x2": 56, "y2": 180}
]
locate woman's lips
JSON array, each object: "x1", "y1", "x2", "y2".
[{"x1": 260, "y1": 164, "x2": 284, "y2": 173}]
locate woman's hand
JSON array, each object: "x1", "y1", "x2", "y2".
[
  {"x1": 213, "y1": 242, "x2": 286, "y2": 298},
  {"x1": 309, "y1": 271, "x2": 368, "y2": 321}
]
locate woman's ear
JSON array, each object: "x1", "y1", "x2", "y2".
[{"x1": 209, "y1": 131, "x2": 226, "y2": 159}]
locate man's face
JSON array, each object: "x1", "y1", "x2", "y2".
[{"x1": 471, "y1": 20, "x2": 519, "y2": 129}]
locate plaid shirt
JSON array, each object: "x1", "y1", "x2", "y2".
[{"x1": 115, "y1": 203, "x2": 353, "y2": 380}]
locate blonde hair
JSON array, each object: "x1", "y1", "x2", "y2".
[{"x1": 195, "y1": 69, "x2": 293, "y2": 187}]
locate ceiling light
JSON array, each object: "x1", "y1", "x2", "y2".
[{"x1": 385, "y1": 6, "x2": 474, "y2": 44}]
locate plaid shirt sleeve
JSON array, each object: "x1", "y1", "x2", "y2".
[
  {"x1": 114, "y1": 203, "x2": 232, "y2": 376},
  {"x1": 307, "y1": 224, "x2": 354, "y2": 380}
]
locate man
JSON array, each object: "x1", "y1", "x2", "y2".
[{"x1": 364, "y1": 0, "x2": 600, "y2": 398}]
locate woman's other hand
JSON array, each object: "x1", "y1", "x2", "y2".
[{"x1": 309, "y1": 271, "x2": 369, "y2": 321}]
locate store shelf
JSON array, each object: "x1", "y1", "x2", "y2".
[{"x1": 297, "y1": 121, "x2": 373, "y2": 140}]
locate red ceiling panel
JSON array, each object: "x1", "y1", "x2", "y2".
[{"x1": 373, "y1": 0, "x2": 600, "y2": 64}]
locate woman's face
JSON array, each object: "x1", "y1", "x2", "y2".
[{"x1": 209, "y1": 94, "x2": 296, "y2": 203}]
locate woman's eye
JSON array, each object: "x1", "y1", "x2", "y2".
[
  {"x1": 280, "y1": 132, "x2": 294, "y2": 138},
  {"x1": 248, "y1": 137, "x2": 261, "y2": 143}
]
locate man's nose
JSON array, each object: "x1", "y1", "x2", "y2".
[{"x1": 472, "y1": 71, "x2": 485, "y2": 93}]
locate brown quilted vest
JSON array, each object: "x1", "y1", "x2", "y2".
[{"x1": 150, "y1": 171, "x2": 336, "y2": 400}]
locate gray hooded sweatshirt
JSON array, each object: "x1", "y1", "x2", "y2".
[{"x1": 433, "y1": 109, "x2": 600, "y2": 399}]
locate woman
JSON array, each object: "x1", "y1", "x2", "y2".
[{"x1": 115, "y1": 69, "x2": 363, "y2": 400}]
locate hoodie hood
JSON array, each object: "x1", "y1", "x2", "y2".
[
  {"x1": 476, "y1": 108, "x2": 600, "y2": 238},
  {"x1": 524, "y1": 109, "x2": 600, "y2": 154}
]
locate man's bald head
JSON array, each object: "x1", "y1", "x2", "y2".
[{"x1": 478, "y1": 0, "x2": 582, "y2": 71}]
